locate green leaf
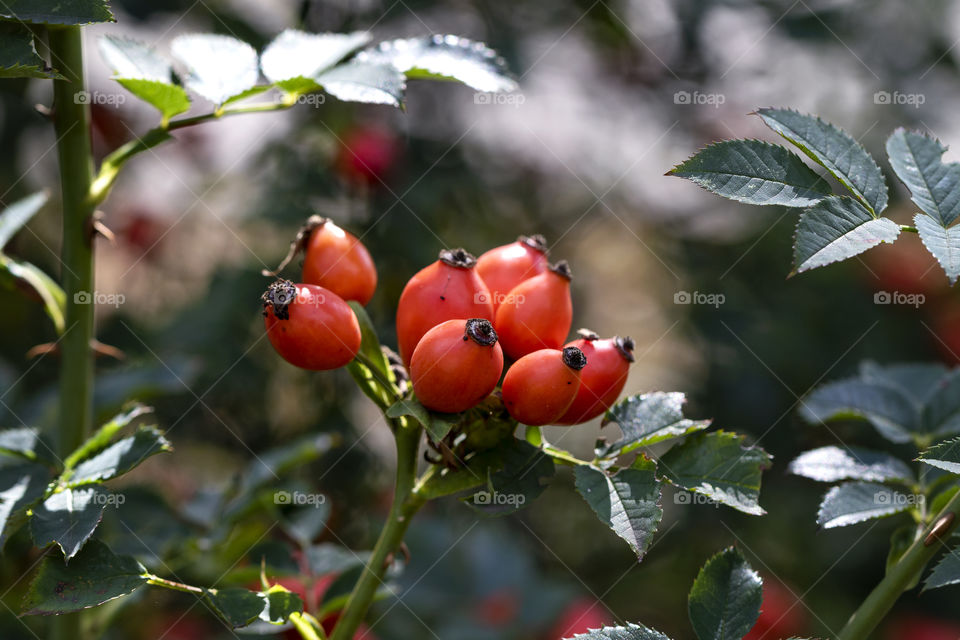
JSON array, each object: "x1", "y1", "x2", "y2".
[
  {"x1": 802, "y1": 375, "x2": 917, "y2": 443},
  {"x1": 687, "y1": 547, "x2": 762, "y2": 640},
  {"x1": 261, "y1": 587, "x2": 303, "y2": 624},
  {"x1": 568, "y1": 624, "x2": 672, "y2": 639},
  {"x1": 170, "y1": 34, "x2": 259, "y2": 106},
  {"x1": 0, "y1": 427, "x2": 40, "y2": 461},
  {"x1": 574, "y1": 458, "x2": 663, "y2": 562},
  {"x1": 921, "y1": 369, "x2": 960, "y2": 437},
  {"x1": 359, "y1": 35, "x2": 517, "y2": 93},
  {"x1": 788, "y1": 446, "x2": 913, "y2": 483},
  {"x1": 667, "y1": 140, "x2": 830, "y2": 207},
  {"x1": 0, "y1": 24, "x2": 62, "y2": 79},
  {"x1": 0, "y1": 191, "x2": 47, "y2": 249},
  {"x1": 261, "y1": 29, "x2": 371, "y2": 94},
  {"x1": 860, "y1": 361, "x2": 946, "y2": 406},
  {"x1": 462, "y1": 439, "x2": 554, "y2": 516},
  {"x1": 205, "y1": 587, "x2": 265, "y2": 627},
  {"x1": 886, "y1": 129, "x2": 960, "y2": 227},
  {"x1": 346, "y1": 301, "x2": 398, "y2": 409},
  {"x1": 919, "y1": 437, "x2": 960, "y2": 474},
  {"x1": 0, "y1": 463, "x2": 49, "y2": 546},
  {"x1": 0, "y1": 256, "x2": 65, "y2": 333},
  {"x1": 793, "y1": 196, "x2": 900, "y2": 274},
  {"x1": 305, "y1": 543, "x2": 369, "y2": 576},
  {"x1": 21, "y1": 540, "x2": 146, "y2": 615},
  {"x1": 31, "y1": 486, "x2": 110, "y2": 560},
  {"x1": 915, "y1": 213, "x2": 960, "y2": 285},
  {"x1": 414, "y1": 446, "x2": 509, "y2": 500},
  {"x1": 599, "y1": 392, "x2": 711, "y2": 458},
  {"x1": 756, "y1": 108, "x2": 888, "y2": 214},
  {"x1": 386, "y1": 396, "x2": 456, "y2": 443},
  {"x1": 658, "y1": 431, "x2": 771, "y2": 515},
  {"x1": 316, "y1": 60, "x2": 406, "y2": 107},
  {"x1": 0, "y1": 0, "x2": 114, "y2": 25},
  {"x1": 281, "y1": 504, "x2": 330, "y2": 548},
  {"x1": 64, "y1": 404, "x2": 152, "y2": 470},
  {"x1": 66, "y1": 427, "x2": 171, "y2": 486},
  {"x1": 816, "y1": 482, "x2": 913, "y2": 528},
  {"x1": 925, "y1": 548, "x2": 960, "y2": 591},
  {"x1": 237, "y1": 433, "x2": 338, "y2": 495},
  {"x1": 98, "y1": 36, "x2": 191, "y2": 120}
]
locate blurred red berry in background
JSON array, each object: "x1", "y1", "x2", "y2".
[
  {"x1": 336, "y1": 126, "x2": 399, "y2": 185},
  {"x1": 545, "y1": 597, "x2": 613, "y2": 639},
  {"x1": 742, "y1": 579, "x2": 807, "y2": 640}
]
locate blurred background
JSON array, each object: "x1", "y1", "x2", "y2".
[{"x1": 1, "y1": 0, "x2": 960, "y2": 638}]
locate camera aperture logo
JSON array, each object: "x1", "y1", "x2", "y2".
[
  {"x1": 74, "y1": 291, "x2": 125, "y2": 308},
  {"x1": 74, "y1": 90, "x2": 126, "y2": 107},
  {"x1": 472, "y1": 490, "x2": 525, "y2": 507},
  {"x1": 274, "y1": 490, "x2": 327, "y2": 507},
  {"x1": 874, "y1": 491, "x2": 923, "y2": 507},
  {"x1": 874, "y1": 290, "x2": 924, "y2": 308},
  {"x1": 674, "y1": 491, "x2": 718, "y2": 507},
  {"x1": 674, "y1": 290, "x2": 725, "y2": 308},
  {"x1": 874, "y1": 91, "x2": 925, "y2": 108}
]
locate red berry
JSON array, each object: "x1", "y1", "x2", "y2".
[
  {"x1": 494, "y1": 261, "x2": 573, "y2": 360},
  {"x1": 476, "y1": 235, "x2": 549, "y2": 312},
  {"x1": 396, "y1": 249, "x2": 494, "y2": 364},
  {"x1": 262, "y1": 281, "x2": 362, "y2": 370},
  {"x1": 302, "y1": 218, "x2": 377, "y2": 305},
  {"x1": 410, "y1": 319, "x2": 504, "y2": 413},
  {"x1": 555, "y1": 330, "x2": 634, "y2": 425},
  {"x1": 501, "y1": 346, "x2": 586, "y2": 426}
]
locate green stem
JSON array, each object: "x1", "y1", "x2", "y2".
[
  {"x1": 837, "y1": 490, "x2": 960, "y2": 640},
  {"x1": 900, "y1": 225, "x2": 919, "y2": 234},
  {"x1": 48, "y1": 26, "x2": 96, "y2": 475},
  {"x1": 329, "y1": 423, "x2": 424, "y2": 640},
  {"x1": 144, "y1": 574, "x2": 205, "y2": 595}
]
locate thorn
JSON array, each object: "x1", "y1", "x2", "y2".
[
  {"x1": 88, "y1": 211, "x2": 115, "y2": 245},
  {"x1": 91, "y1": 340, "x2": 125, "y2": 360},
  {"x1": 34, "y1": 103, "x2": 54, "y2": 118},
  {"x1": 925, "y1": 512, "x2": 955, "y2": 546},
  {"x1": 26, "y1": 342, "x2": 57, "y2": 359}
]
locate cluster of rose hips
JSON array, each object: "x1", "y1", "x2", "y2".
[{"x1": 261, "y1": 217, "x2": 634, "y2": 429}]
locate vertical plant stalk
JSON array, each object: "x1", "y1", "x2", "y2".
[
  {"x1": 48, "y1": 26, "x2": 96, "y2": 457},
  {"x1": 329, "y1": 424, "x2": 424, "y2": 640},
  {"x1": 837, "y1": 491, "x2": 960, "y2": 640}
]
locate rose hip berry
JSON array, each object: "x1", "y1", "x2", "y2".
[
  {"x1": 262, "y1": 280, "x2": 361, "y2": 371},
  {"x1": 476, "y1": 235, "x2": 548, "y2": 312},
  {"x1": 501, "y1": 346, "x2": 587, "y2": 426},
  {"x1": 410, "y1": 318, "x2": 504, "y2": 413},
  {"x1": 395, "y1": 249, "x2": 494, "y2": 364},
  {"x1": 556, "y1": 329, "x2": 634, "y2": 425},
  {"x1": 302, "y1": 217, "x2": 377, "y2": 305},
  {"x1": 494, "y1": 260, "x2": 573, "y2": 360}
]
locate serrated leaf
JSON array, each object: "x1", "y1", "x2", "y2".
[
  {"x1": 171, "y1": 34, "x2": 259, "y2": 106},
  {"x1": 1, "y1": 256, "x2": 65, "y2": 333},
  {"x1": 386, "y1": 397, "x2": 456, "y2": 443},
  {"x1": 921, "y1": 368, "x2": 960, "y2": 437},
  {"x1": 788, "y1": 446, "x2": 913, "y2": 483},
  {"x1": 31, "y1": 486, "x2": 110, "y2": 560},
  {"x1": 462, "y1": 439, "x2": 554, "y2": 516},
  {"x1": 569, "y1": 624, "x2": 672, "y2": 639},
  {"x1": 667, "y1": 140, "x2": 830, "y2": 207},
  {"x1": 205, "y1": 587, "x2": 265, "y2": 627},
  {"x1": 0, "y1": 0, "x2": 114, "y2": 25},
  {"x1": 860, "y1": 361, "x2": 947, "y2": 407},
  {"x1": 574, "y1": 458, "x2": 663, "y2": 562},
  {"x1": 793, "y1": 196, "x2": 900, "y2": 274},
  {"x1": 21, "y1": 540, "x2": 146, "y2": 615},
  {"x1": 802, "y1": 375, "x2": 917, "y2": 443},
  {"x1": 599, "y1": 392, "x2": 711, "y2": 458},
  {"x1": 66, "y1": 427, "x2": 171, "y2": 486},
  {"x1": 816, "y1": 482, "x2": 913, "y2": 528},
  {"x1": 919, "y1": 437, "x2": 960, "y2": 474},
  {"x1": 0, "y1": 24, "x2": 62, "y2": 79},
  {"x1": 924, "y1": 548, "x2": 960, "y2": 591},
  {"x1": 317, "y1": 60, "x2": 405, "y2": 107},
  {"x1": 0, "y1": 191, "x2": 47, "y2": 249},
  {"x1": 886, "y1": 129, "x2": 960, "y2": 227},
  {"x1": 98, "y1": 35, "x2": 191, "y2": 120},
  {"x1": 687, "y1": 547, "x2": 762, "y2": 640},
  {"x1": 64, "y1": 404, "x2": 152, "y2": 470},
  {"x1": 261, "y1": 588, "x2": 303, "y2": 624},
  {"x1": 414, "y1": 445, "x2": 509, "y2": 500},
  {"x1": 0, "y1": 463, "x2": 49, "y2": 546},
  {"x1": 915, "y1": 213, "x2": 960, "y2": 284},
  {"x1": 658, "y1": 431, "x2": 771, "y2": 515},
  {"x1": 0, "y1": 427, "x2": 40, "y2": 461},
  {"x1": 358, "y1": 35, "x2": 517, "y2": 93},
  {"x1": 261, "y1": 29, "x2": 370, "y2": 93},
  {"x1": 757, "y1": 108, "x2": 888, "y2": 214}
]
